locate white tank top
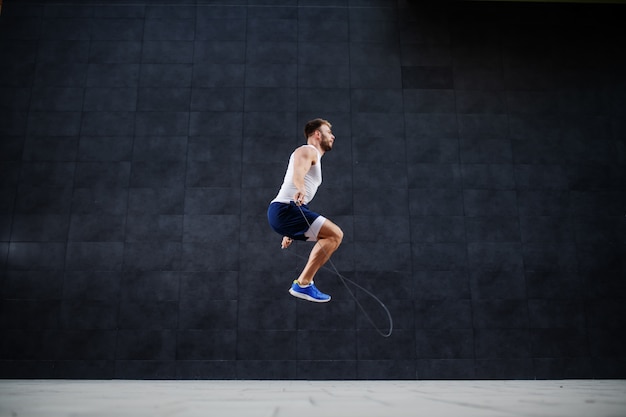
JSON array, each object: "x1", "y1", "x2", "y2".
[{"x1": 271, "y1": 145, "x2": 322, "y2": 205}]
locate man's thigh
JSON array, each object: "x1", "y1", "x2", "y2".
[{"x1": 316, "y1": 218, "x2": 343, "y2": 240}]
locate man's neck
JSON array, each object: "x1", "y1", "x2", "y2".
[{"x1": 306, "y1": 138, "x2": 324, "y2": 156}]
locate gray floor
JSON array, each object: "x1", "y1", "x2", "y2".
[{"x1": 1, "y1": 380, "x2": 625, "y2": 417}]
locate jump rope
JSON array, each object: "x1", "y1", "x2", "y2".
[{"x1": 283, "y1": 203, "x2": 394, "y2": 338}]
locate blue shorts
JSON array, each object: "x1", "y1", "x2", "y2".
[{"x1": 267, "y1": 202, "x2": 326, "y2": 241}]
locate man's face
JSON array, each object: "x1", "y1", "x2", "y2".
[{"x1": 318, "y1": 125, "x2": 335, "y2": 152}]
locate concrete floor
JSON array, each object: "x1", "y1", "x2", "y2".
[{"x1": 1, "y1": 379, "x2": 625, "y2": 417}]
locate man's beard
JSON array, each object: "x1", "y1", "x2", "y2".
[{"x1": 320, "y1": 135, "x2": 333, "y2": 152}]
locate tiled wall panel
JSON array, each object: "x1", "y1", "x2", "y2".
[{"x1": 0, "y1": 0, "x2": 624, "y2": 379}]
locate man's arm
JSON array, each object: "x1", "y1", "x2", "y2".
[{"x1": 291, "y1": 145, "x2": 316, "y2": 204}]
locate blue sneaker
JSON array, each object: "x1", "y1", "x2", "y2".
[{"x1": 289, "y1": 280, "x2": 331, "y2": 303}]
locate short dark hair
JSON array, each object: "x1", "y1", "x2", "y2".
[{"x1": 303, "y1": 118, "x2": 331, "y2": 139}]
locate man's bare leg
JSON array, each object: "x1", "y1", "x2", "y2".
[{"x1": 297, "y1": 220, "x2": 343, "y2": 286}]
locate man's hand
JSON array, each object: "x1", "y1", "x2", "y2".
[
  {"x1": 293, "y1": 190, "x2": 306, "y2": 206},
  {"x1": 281, "y1": 236, "x2": 293, "y2": 249}
]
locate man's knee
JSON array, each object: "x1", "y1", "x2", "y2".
[
  {"x1": 318, "y1": 221, "x2": 343, "y2": 247},
  {"x1": 327, "y1": 225, "x2": 343, "y2": 248},
  {"x1": 335, "y1": 227, "x2": 344, "y2": 244}
]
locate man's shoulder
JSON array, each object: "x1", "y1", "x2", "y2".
[{"x1": 294, "y1": 144, "x2": 318, "y2": 157}]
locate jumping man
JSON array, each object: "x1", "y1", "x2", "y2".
[{"x1": 267, "y1": 118, "x2": 344, "y2": 302}]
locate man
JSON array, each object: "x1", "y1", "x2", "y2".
[{"x1": 267, "y1": 118, "x2": 343, "y2": 302}]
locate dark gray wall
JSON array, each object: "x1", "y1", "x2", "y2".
[{"x1": 0, "y1": 0, "x2": 624, "y2": 379}]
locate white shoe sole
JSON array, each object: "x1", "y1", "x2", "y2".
[{"x1": 289, "y1": 288, "x2": 331, "y2": 303}]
